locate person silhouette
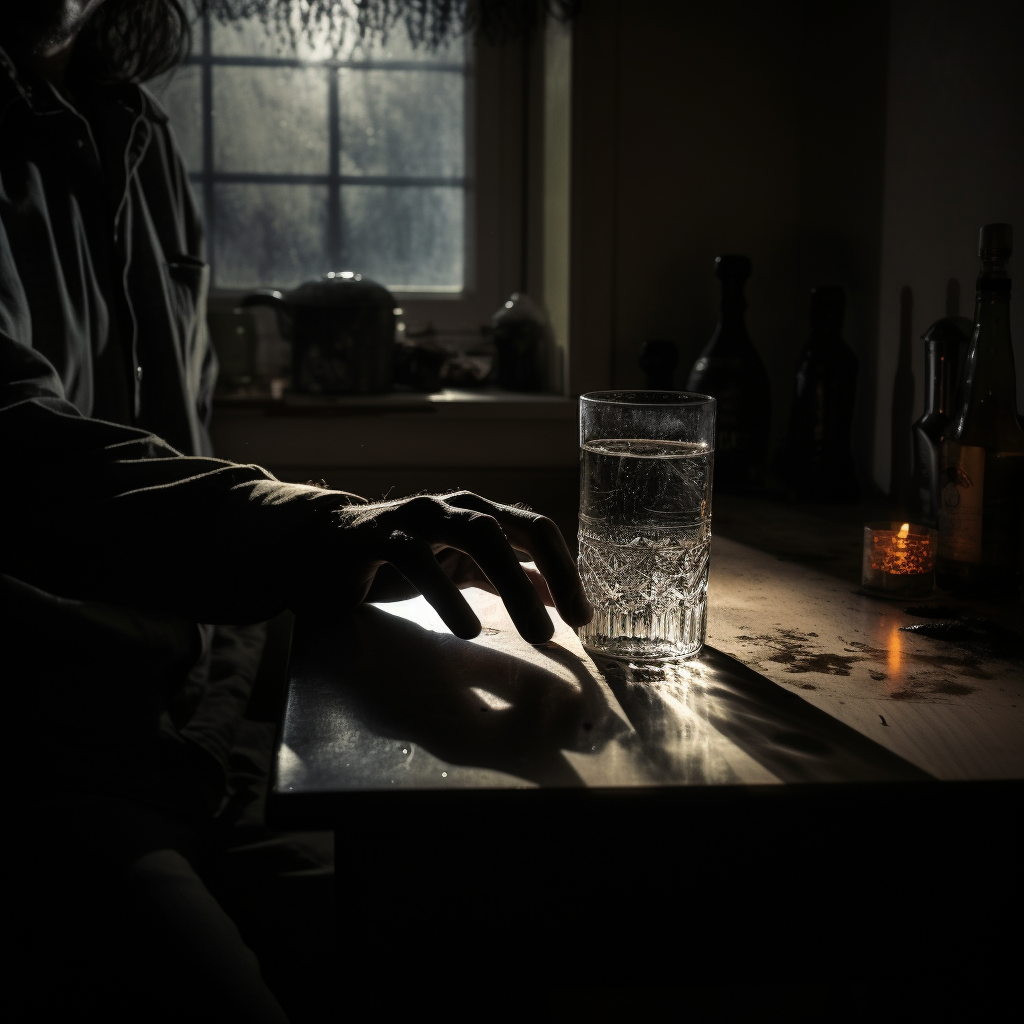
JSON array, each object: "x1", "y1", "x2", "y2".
[{"x1": 1, "y1": 3, "x2": 591, "y2": 1019}]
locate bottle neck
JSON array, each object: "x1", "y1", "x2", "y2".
[
  {"x1": 809, "y1": 321, "x2": 842, "y2": 346},
  {"x1": 952, "y1": 257, "x2": 1018, "y2": 441},
  {"x1": 719, "y1": 280, "x2": 750, "y2": 339},
  {"x1": 924, "y1": 343, "x2": 956, "y2": 415}
]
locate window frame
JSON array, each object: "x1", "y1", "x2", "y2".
[{"x1": 185, "y1": 15, "x2": 528, "y2": 332}]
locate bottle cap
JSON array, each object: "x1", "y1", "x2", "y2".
[
  {"x1": 979, "y1": 223, "x2": 1012, "y2": 257},
  {"x1": 714, "y1": 254, "x2": 752, "y2": 281}
]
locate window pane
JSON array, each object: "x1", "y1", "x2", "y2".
[
  {"x1": 213, "y1": 184, "x2": 329, "y2": 289},
  {"x1": 149, "y1": 65, "x2": 202, "y2": 172},
  {"x1": 193, "y1": 188, "x2": 205, "y2": 233},
  {"x1": 340, "y1": 29, "x2": 466, "y2": 64},
  {"x1": 341, "y1": 185, "x2": 463, "y2": 291},
  {"x1": 211, "y1": 14, "x2": 335, "y2": 61},
  {"x1": 213, "y1": 67, "x2": 328, "y2": 174},
  {"x1": 340, "y1": 69, "x2": 464, "y2": 178}
]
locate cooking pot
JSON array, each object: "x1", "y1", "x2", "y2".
[{"x1": 240, "y1": 272, "x2": 396, "y2": 394}]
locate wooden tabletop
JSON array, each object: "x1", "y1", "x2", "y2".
[
  {"x1": 708, "y1": 496, "x2": 1024, "y2": 780},
  {"x1": 264, "y1": 499, "x2": 1023, "y2": 984},
  {"x1": 268, "y1": 508, "x2": 1022, "y2": 829}
]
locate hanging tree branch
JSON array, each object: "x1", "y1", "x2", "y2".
[{"x1": 195, "y1": 1, "x2": 581, "y2": 53}]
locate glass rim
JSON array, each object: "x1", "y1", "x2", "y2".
[{"x1": 579, "y1": 390, "x2": 715, "y2": 408}]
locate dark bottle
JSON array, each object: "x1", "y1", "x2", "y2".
[
  {"x1": 784, "y1": 286, "x2": 859, "y2": 503},
  {"x1": 910, "y1": 316, "x2": 972, "y2": 526},
  {"x1": 685, "y1": 255, "x2": 770, "y2": 492},
  {"x1": 938, "y1": 224, "x2": 1024, "y2": 595}
]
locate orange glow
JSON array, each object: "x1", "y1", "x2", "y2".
[
  {"x1": 872, "y1": 524, "x2": 933, "y2": 576},
  {"x1": 887, "y1": 625, "x2": 903, "y2": 678}
]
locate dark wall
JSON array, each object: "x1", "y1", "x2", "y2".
[
  {"x1": 873, "y1": 0, "x2": 1024, "y2": 492},
  {"x1": 568, "y1": 0, "x2": 890, "y2": 486},
  {"x1": 797, "y1": 3, "x2": 889, "y2": 489}
]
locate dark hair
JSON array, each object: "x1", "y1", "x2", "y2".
[{"x1": 72, "y1": 0, "x2": 191, "y2": 84}]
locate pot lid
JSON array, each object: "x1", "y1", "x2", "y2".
[{"x1": 287, "y1": 272, "x2": 395, "y2": 308}]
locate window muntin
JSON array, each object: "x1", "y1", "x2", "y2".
[{"x1": 151, "y1": 12, "x2": 469, "y2": 294}]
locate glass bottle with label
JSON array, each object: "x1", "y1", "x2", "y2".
[
  {"x1": 937, "y1": 224, "x2": 1024, "y2": 595},
  {"x1": 685, "y1": 254, "x2": 770, "y2": 492}
]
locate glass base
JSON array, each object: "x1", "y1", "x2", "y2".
[{"x1": 580, "y1": 634, "x2": 704, "y2": 662}]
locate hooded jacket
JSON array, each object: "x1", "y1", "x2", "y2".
[{"x1": 0, "y1": 45, "x2": 346, "y2": 811}]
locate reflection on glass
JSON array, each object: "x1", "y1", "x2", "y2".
[
  {"x1": 341, "y1": 185, "x2": 463, "y2": 291},
  {"x1": 213, "y1": 67, "x2": 329, "y2": 174},
  {"x1": 340, "y1": 69, "x2": 464, "y2": 177},
  {"x1": 214, "y1": 184, "x2": 329, "y2": 289},
  {"x1": 148, "y1": 65, "x2": 202, "y2": 172}
]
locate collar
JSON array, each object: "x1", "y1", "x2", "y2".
[
  {"x1": 0, "y1": 41, "x2": 167, "y2": 126},
  {"x1": 0, "y1": 42, "x2": 39, "y2": 115}
]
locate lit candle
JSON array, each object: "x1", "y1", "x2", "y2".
[
  {"x1": 884, "y1": 522, "x2": 910, "y2": 572},
  {"x1": 862, "y1": 521, "x2": 937, "y2": 598}
]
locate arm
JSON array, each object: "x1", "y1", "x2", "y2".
[
  {"x1": 1, "y1": 214, "x2": 591, "y2": 638},
  {"x1": 0, "y1": 329, "x2": 349, "y2": 622}
]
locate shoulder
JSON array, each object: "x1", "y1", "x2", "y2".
[
  {"x1": 137, "y1": 82, "x2": 172, "y2": 126},
  {"x1": 93, "y1": 80, "x2": 173, "y2": 136},
  {"x1": 128, "y1": 81, "x2": 191, "y2": 189},
  {"x1": 134, "y1": 81, "x2": 193, "y2": 179}
]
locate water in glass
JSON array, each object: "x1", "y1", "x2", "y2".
[{"x1": 578, "y1": 438, "x2": 713, "y2": 660}]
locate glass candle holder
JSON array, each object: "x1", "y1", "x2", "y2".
[{"x1": 861, "y1": 521, "x2": 937, "y2": 598}]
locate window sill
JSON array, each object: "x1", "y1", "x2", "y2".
[
  {"x1": 213, "y1": 388, "x2": 576, "y2": 419},
  {"x1": 209, "y1": 388, "x2": 578, "y2": 471}
]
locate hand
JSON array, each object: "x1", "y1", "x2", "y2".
[{"x1": 296, "y1": 491, "x2": 593, "y2": 645}]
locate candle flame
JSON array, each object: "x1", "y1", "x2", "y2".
[{"x1": 898, "y1": 523, "x2": 910, "y2": 540}]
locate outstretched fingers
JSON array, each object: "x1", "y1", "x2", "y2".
[
  {"x1": 443, "y1": 513, "x2": 555, "y2": 644},
  {"x1": 351, "y1": 493, "x2": 584, "y2": 644},
  {"x1": 442, "y1": 492, "x2": 593, "y2": 627},
  {"x1": 386, "y1": 499, "x2": 555, "y2": 644},
  {"x1": 380, "y1": 530, "x2": 481, "y2": 639}
]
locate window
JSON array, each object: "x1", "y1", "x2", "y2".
[{"x1": 151, "y1": 12, "x2": 470, "y2": 296}]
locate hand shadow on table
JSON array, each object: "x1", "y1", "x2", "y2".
[
  {"x1": 291, "y1": 606, "x2": 627, "y2": 788},
  {"x1": 599, "y1": 646, "x2": 932, "y2": 784}
]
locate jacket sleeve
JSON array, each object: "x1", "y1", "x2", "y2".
[
  {"x1": 0, "y1": 329, "x2": 354, "y2": 623},
  {"x1": 1, "y1": 221, "x2": 354, "y2": 624}
]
